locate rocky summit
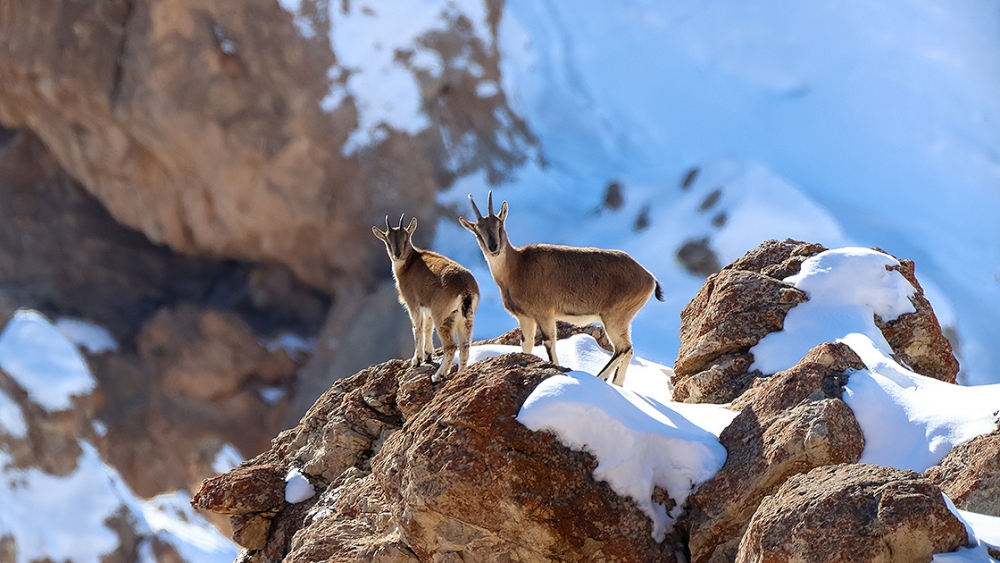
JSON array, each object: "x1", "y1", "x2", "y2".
[{"x1": 194, "y1": 239, "x2": 998, "y2": 563}]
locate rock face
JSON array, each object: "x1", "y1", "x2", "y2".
[
  {"x1": 680, "y1": 342, "x2": 867, "y2": 563},
  {"x1": 672, "y1": 240, "x2": 820, "y2": 402},
  {"x1": 875, "y1": 257, "x2": 960, "y2": 383},
  {"x1": 737, "y1": 464, "x2": 970, "y2": 563},
  {"x1": 196, "y1": 347, "x2": 678, "y2": 563},
  {"x1": 0, "y1": 0, "x2": 533, "y2": 293},
  {"x1": 925, "y1": 427, "x2": 1000, "y2": 517},
  {"x1": 672, "y1": 239, "x2": 960, "y2": 403}
]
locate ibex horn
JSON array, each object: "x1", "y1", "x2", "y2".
[
  {"x1": 487, "y1": 190, "x2": 495, "y2": 216},
  {"x1": 384, "y1": 215, "x2": 391, "y2": 231},
  {"x1": 468, "y1": 194, "x2": 483, "y2": 219},
  {"x1": 398, "y1": 213, "x2": 405, "y2": 229}
]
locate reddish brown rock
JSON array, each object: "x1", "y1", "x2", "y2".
[
  {"x1": 192, "y1": 464, "x2": 285, "y2": 515},
  {"x1": 876, "y1": 258, "x2": 960, "y2": 383},
  {"x1": 725, "y1": 239, "x2": 828, "y2": 280},
  {"x1": 681, "y1": 343, "x2": 866, "y2": 563},
  {"x1": 672, "y1": 239, "x2": 960, "y2": 404},
  {"x1": 672, "y1": 268, "x2": 808, "y2": 402},
  {"x1": 200, "y1": 329, "x2": 679, "y2": 563},
  {"x1": 374, "y1": 353, "x2": 675, "y2": 563},
  {"x1": 925, "y1": 428, "x2": 1000, "y2": 516},
  {"x1": 736, "y1": 464, "x2": 971, "y2": 563}
]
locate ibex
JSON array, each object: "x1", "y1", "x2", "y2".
[
  {"x1": 460, "y1": 193, "x2": 664, "y2": 386},
  {"x1": 373, "y1": 215, "x2": 480, "y2": 383}
]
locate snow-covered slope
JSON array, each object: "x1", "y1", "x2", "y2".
[
  {"x1": 280, "y1": 0, "x2": 1000, "y2": 384},
  {"x1": 0, "y1": 310, "x2": 238, "y2": 563}
]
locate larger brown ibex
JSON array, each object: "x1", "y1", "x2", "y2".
[
  {"x1": 460, "y1": 193, "x2": 663, "y2": 386},
  {"x1": 373, "y1": 215, "x2": 479, "y2": 383}
]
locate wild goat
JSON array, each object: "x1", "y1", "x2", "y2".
[
  {"x1": 460, "y1": 193, "x2": 664, "y2": 386},
  {"x1": 373, "y1": 215, "x2": 480, "y2": 383}
]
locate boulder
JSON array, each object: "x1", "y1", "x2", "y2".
[
  {"x1": 681, "y1": 343, "x2": 866, "y2": 563},
  {"x1": 196, "y1": 332, "x2": 678, "y2": 562},
  {"x1": 875, "y1": 257, "x2": 960, "y2": 383},
  {"x1": 925, "y1": 427, "x2": 1000, "y2": 516},
  {"x1": 374, "y1": 354, "x2": 675, "y2": 563},
  {"x1": 672, "y1": 240, "x2": 820, "y2": 403},
  {"x1": 672, "y1": 239, "x2": 960, "y2": 403},
  {"x1": 737, "y1": 464, "x2": 970, "y2": 563}
]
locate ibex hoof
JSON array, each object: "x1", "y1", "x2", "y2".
[{"x1": 411, "y1": 357, "x2": 422, "y2": 367}]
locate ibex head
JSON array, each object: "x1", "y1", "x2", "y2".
[
  {"x1": 373, "y1": 214, "x2": 418, "y2": 262},
  {"x1": 459, "y1": 191, "x2": 509, "y2": 257}
]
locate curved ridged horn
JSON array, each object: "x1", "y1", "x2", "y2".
[
  {"x1": 384, "y1": 215, "x2": 391, "y2": 231},
  {"x1": 468, "y1": 194, "x2": 484, "y2": 219},
  {"x1": 398, "y1": 213, "x2": 405, "y2": 229},
  {"x1": 487, "y1": 191, "x2": 495, "y2": 216}
]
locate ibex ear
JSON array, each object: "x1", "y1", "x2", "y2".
[
  {"x1": 498, "y1": 201, "x2": 509, "y2": 221},
  {"x1": 459, "y1": 216, "x2": 476, "y2": 233},
  {"x1": 372, "y1": 226, "x2": 387, "y2": 241},
  {"x1": 405, "y1": 217, "x2": 417, "y2": 234}
]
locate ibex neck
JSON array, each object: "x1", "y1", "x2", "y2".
[{"x1": 485, "y1": 242, "x2": 518, "y2": 284}]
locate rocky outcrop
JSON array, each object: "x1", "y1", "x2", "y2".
[
  {"x1": 672, "y1": 240, "x2": 820, "y2": 402},
  {"x1": 925, "y1": 428, "x2": 1000, "y2": 517},
  {"x1": 196, "y1": 347, "x2": 678, "y2": 563},
  {"x1": 875, "y1": 256, "x2": 960, "y2": 383},
  {"x1": 680, "y1": 342, "x2": 866, "y2": 563},
  {"x1": 672, "y1": 239, "x2": 960, "y2": 403},
  {"x1": 0, "y1": 0, "x2": 534, "y2": 293},
  {"x1": 737, "y1": 464, "x2": 970, "y2": 563}
]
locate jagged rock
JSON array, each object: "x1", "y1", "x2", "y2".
[
  {"x1": 193, "y1": 464, "x2": 285, "y2": 515},
  {"x1": 672, "y1": 240, "x2": 824, "y2": 403},
  {"x1": 0, "y1": 0, "x2": 533, "y2": 292},
  {"x1": 672, "y1": 239, "x2": 960, "y2": 403},
  {"x1": 672, "y1": 269, "x2": 808, "y2": 401},
  {"x1": 286, "y1": 281, "x2": 412, "y2": 427},
  {"x1": 725, "y1": 239, "x2": 828, "y2": 280},
  {"x1": 876, "y1": 257, "x2": 960, "y2": 383},
  {"x1": 925, "y1": 427, "x2": 1000, "y2": 516},
  {"x1": 197, "y1": 331, "x2": 678, "y2": 562},
  {"x1": 737, "y1": 464, "x2": 970, "y2": 563},
  {"x1": 374, "y1": 354, "x2": 675, "y2": 563},
  {"x1": 681, "y1": 343, "x2": 866, "y2": 563}
]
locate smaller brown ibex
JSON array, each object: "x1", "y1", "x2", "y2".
[
  {"x1": 460, "y1": 193, "x2": 664, "y2": 386},
  {"x1": 373, "y1": 215, "x2": 480, "y2": 383}
]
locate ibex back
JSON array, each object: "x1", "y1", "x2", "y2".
[
  {"x1": 460, "y1": 193, "x2": 664, "y2": 386},
  {"x1": 374, "y1": 215, "x2": 479, "y2": 383}
]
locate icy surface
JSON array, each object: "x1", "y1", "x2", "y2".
[
  {"x1": 0, "y1": 310, "x2": 97, "y2": 412},
  {"x1": 506, "y1": 335, "x2": 737, "y2": 541},
  {"x1": 750, "y1": 247, "x2": 916, "y2": 375},
  {"x1": 55, "y1": 317, "x2": 119, "y2": 354}
]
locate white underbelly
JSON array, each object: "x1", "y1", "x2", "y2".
[{"x1": 557, "y1": 314, "x2": 602, "y2": 325}]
